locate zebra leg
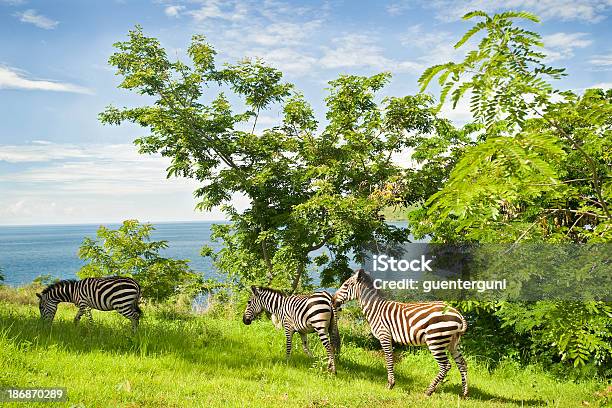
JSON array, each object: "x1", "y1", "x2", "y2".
[
  {"x1": 132, "y1": 301, "x2": 142, "y2": 332},
  {"x1": 131, "y1": 315, "x2": 139, "y2": 333},
  {"x1": 451, "y1": 348, "x2": 468, "y2": 398},
  {"x1": 284, "y1": 329, "x2": 294, "y2": 359},
  {"x1": 86, "y1": 307, "x2": 94, "y2": 323},
  {"x1": 314, "y1": 327, "x2": 336, "y2": 374},
  {"x1": 425, "y1": 343, "x2": 452, "y2": 396},
  {"x1": 300, "y1": 333, "x2": 314, "y2": 358},
  {"x1": 74, "y1": 307, "x2": 86, "y2": 325},
  {"x1": 115, "y1": 305, "x2": 140, "y2": 333},
  {"x1": 379, "y1": 336, "x2": 395, "y2": 389}
]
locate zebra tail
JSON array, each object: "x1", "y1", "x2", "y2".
[
  {"x1": 449, "y1": 315, "x2": 468, "y2": 351},
  {"x1": 329, "y1": 304, "x2": 341, "y2": 356},
  {"x1": 134, "y1": 301, "x2": 143, "y2": 317},
  {"x1": 459, "y1": 314, "x2": 468, "y2": 334}
]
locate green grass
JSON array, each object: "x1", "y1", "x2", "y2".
[{"x1": 0, "y1": 300, "x2": 609, "y2": 408}]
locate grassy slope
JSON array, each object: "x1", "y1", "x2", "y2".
[{"x1": 0, "y1": 300, "x2": 607, "y2": 408}]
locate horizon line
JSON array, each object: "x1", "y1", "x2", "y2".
[{"x1": 0, "y1": 219, "x2": 230, "y2": 228}]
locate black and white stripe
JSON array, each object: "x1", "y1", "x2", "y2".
[
  {"x1": 243, "y1": 286, "x2": 340, "y2": 373},
  {"x1": 333, "y1": 269, "x2": 468, "y2": 397},
  {"x1": 37, "y1": 277, "x2": 142, "y2": 331}
]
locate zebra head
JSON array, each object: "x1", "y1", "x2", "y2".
[
  {"x1": 243, "y1": 286, "x2": 265, "y2": 325},
  {"x1": 36, "y1": 292, "x2": 58, "y2": 322},
  {"x1": 333, "y1": 269, "x2": 367, "y2": 307}
]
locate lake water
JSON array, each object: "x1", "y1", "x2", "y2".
[
  {"x1": 0, "y1": 222, "x2": 225, "y2": 286},
  {"x1": 0, "y1": 221, "x2": 410, "y2": 287}
]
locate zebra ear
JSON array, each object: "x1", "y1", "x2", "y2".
[
  {"x1": 36, "y1": 293, "x2": 42, "y2": 299},
  {"x1": 250, "y1": 286, "x2": 258, "y2": 295},
  {"x1": 356, "y1": 268, "x2": 366, "y2": 282}
]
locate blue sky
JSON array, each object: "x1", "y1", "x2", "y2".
[{"x1": 1, "y1": 0, "x2": 611, "y2": 225}]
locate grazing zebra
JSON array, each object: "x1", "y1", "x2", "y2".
[
  {"x1": 333, "y1": 269, "x2": 468, "y2": 397},
  {"x1": 36, "y1": 277, "x2": 142, "y2": 332},
  {"x1": 242, "y1": 286, "x2": 341, "y2": 373}
]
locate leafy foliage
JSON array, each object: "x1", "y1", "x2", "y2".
[
  {"x1": 497, "y1": 301, "x2": 612, "y2": 369},
  {"x1": 77, "y1": 220, "x2": 201, "y2": 302},
  {"x1": 32, "y1": 274, "x2": 57, "y2": 286},
  {"x1": 412, "y1": 10, "x2": 612, "y2": 372},
  {"x1": 415, "y1": 11, "x2": 611, "y2": 242}
]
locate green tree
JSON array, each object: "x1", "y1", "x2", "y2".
[
  {"x1": 99, "y1": 27, "x2": 449, "y2": 291},
  {"x1": 410, "y1": 11, "x2": 612, "y2": 370},
  {"x1": 78, "y1": 220, "x2": 201, "y2": 302},
  {"x1": 415, "y1": 11, "x2": 611, "y2": 242}
]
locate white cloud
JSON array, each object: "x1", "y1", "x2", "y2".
[
  {"x1": 0, "y1": 66, "x2": 93, "y2": 94},
  {"x1": 400, "y1": 25, "x2": 470, "y2": 67},
  {"x1": 15, "y1": 9, "x2": 59, "y2": 29},
  {"x1": 0, "y1": 193, "x2": 238, "y2": 225},
  {"x1": 248, "y1": 47, "x2": 318, "y2": 75},
  {"x1": 187, "y1": 0, "x2": 248, "y2": 23},
  {"x1": 439, "y1": 96, "x2": 474, "y2": 125},
  {"x1": 4, "y1": 159, "x2": 192, "y2": 194},
  {"x1": 175, "y1": 0, "x2": 326, "y2": 78},
  {"x1": 0, "y1": 143, "x2": 88, "y2": 163},
  {"x1": 587, "y1": 82, "x2": 612, "y2": 89},
  {"x1": 400, "y1": 25, "x2": 454, "y2": 50},
  {"x1": 402, "y1": 26, "x2": 592, "y2": 67},
  {"x1": 426, "y1": 0, "x2": 612, "y2": 23},
  {"x1": 245, "y1": 20, "x2": 323, "y2": 47},
  {"x1": 320, "y1": 34, "x2": 422, "y2": 73},
  {"x1": 542, "y1": 32, "x2": 592, "y2": 61},
  {"x1": 543, "y1": 33, "x2": 592, "y2": 50},
  {"x1": 0, "y1": 199, "x2": 77, "y2": 220},
  {"x1": 589, "y1": 53, "x2": 612, "y2": 66},
  {"x1": 542, "y1": 33, "x2": 593, "y2": 62},
  {"x1": 386, "y1": 2, "x2": 411, "y2": 16},
  {"x1": 0, "y1": 143, "x2": 254, "y2": 224},
  {"x1": 0, "y1": 142, "x2": 251, "y2": 224},
  {"x1": 0, "y1": 143, "x2": 215, "y2": 195},
  {"x1": 164, "y1": 5, "x2": 185, "y2": 17}
]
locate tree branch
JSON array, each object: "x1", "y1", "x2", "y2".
[{"x1": 531, "y1": 108, "x2": 610, "y2": 220}]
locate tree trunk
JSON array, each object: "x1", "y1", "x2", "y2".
[
  {"x1": 290, "y1": 263, "x2": 305, "y2": 294},
  {"x1": 261, "y1": 241, "x2": 274, "y2": 284}
]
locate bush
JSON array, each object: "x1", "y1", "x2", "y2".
[
  {"x1": 455, "y1": 300, "x2": 612, "y2": 378},
  {"x1": 77, "y1": 220, "x2": 203, "y2": 302},
  {"x1": 0, "y1": 283, "x2": 42, "y2": 306}
]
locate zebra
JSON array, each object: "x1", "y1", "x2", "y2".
[
  {"x1": 333, "y1": 269, "x2": 468, "y2": 397},
  {"x1": 36, "y1": 277, "x2": 142, "y2": 332},
  {"x1": 242, "y1": 286, "x2": 341, "y2": 373}
]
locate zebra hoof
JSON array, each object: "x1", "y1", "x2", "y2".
[
  {"x1": 387, "y1": 381, "x2": 395, "y2": 390},
  {"x1": 424, "y1": 390, "x2": 433, "y2": 397}
]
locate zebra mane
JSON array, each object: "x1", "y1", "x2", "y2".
[
  {"x1": 357, "y1": 270, "x2": 376, "y2": 288},
  {"x1": 255, "y1": 286, "x2": 288, "y2": 297},
  {"x1": 41, "y1": 279, "x2": 76, "y2": 295}
]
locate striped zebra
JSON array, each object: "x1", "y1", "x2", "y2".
[
  {"x1": 36, "y1": 277, "x2": 142, "y2": 332},
  {"x1": 333, "y1": 269, "x2": 468, "y2": 397},
  {"x1": 242, "y1": 286, "x2": 341, "y2": 373}
]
